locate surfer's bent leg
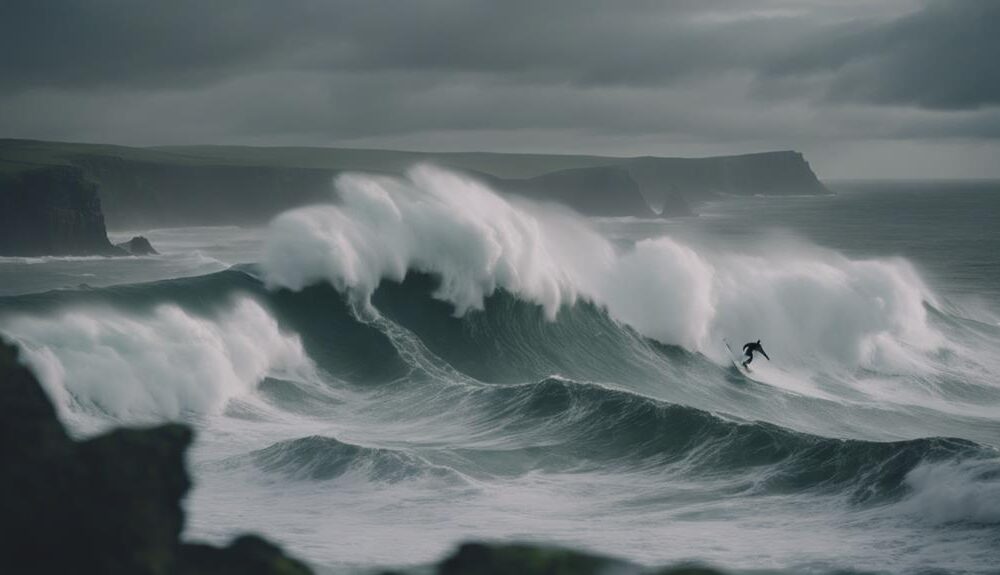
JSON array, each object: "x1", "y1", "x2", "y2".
[{"x1": 743, "y1": 352, "x2": 753, "y2": 368}]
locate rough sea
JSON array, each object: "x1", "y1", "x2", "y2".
[{"x1": 1, "y1": 167, "x2": 998, "y2": 574}]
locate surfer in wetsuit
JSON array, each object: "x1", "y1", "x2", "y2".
[{"x1": 742, "y1": 340, "x2": 769, "y2": 369}]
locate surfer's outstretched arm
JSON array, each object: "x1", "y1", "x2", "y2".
[{"x1": 761, "y1": 350, "x2": 770, "y2": 360}]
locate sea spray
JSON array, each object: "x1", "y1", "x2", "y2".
[{"x1": 4, "y1": 296, "x2": 315, "y2": 423}]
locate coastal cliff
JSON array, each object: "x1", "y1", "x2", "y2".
[
  {"x1": 483, "y1": 166, "x2": 687, "y2": 217},
  {"x1": 620, "y1": 151, "x2": 829, "y2": 212},
  {"x1": 481, "y1": 151, "x2": 825, "y2": 218},
  {"x1": 0, "y1": 140, "x2": 829, "y2": 228},
  {"x1": 0, "y1": 165, "x2": 120, "y2": 256}
]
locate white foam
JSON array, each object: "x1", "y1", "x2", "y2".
[
  {"x1": 900, "y1": 458, "x2": 1000, "y2": 524},
  {"x1": 3, "y1": 297, "x2": 315, "y2": 424},
  {"x1": 0, "y1": 255, "x2": 112, "y2": 265},
  {"x1": 262, "y1": 165, "x2": 945, "y2": 373}
]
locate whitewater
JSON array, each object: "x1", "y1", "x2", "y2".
[{"x1": 1, "y1": 166, "x2": 998, "y2": 574}]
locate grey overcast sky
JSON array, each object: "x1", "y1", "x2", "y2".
[{"x1": 1, "y1": 0, "x2": 997, "y2": 178}]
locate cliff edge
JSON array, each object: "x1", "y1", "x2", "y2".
[{"x1": 621, "y1": 151, "x2": 829, "y2": 211}]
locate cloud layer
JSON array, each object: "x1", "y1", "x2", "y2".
[{"x1": 1, "y1": 0, "x2": 997, "y2": 177}]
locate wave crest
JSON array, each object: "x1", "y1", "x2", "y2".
[{"x1": 3, "y1": 297, "x2": 315, "y2": 423}]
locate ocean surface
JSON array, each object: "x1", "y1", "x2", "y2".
[{"x1": 2, "y1": 168, "x2": 999, "y2": 574}]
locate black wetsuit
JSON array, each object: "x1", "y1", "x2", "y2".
[{"x1": 742, "y1": 340, "x2": 769, "y2": 368}]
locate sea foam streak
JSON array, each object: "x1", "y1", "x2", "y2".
[
  {"x1": 4, "y1": 297, "x2": 315, "y2": 424},
  {"x1": 263, "y1": 165, "x2": 944, "y2": 372}
]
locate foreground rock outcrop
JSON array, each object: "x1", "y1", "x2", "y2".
[
  {"x1": 431, "y1": 542, "x2": 724, "y2": 575},
  {"x1": 0, "y1": 165, "x2": 121, "y2": 256},
  {"x1": 0, "y1": 339, "x2": 312, "y2": 575}
]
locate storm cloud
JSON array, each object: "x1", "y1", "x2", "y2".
[
  {"x1": 1, "y1": 0, "x2": 996, "y2": 177},
  {"x1": 764, "y1": 0, "x2": 1000, "y2": 110}
]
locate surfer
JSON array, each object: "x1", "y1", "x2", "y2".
[{"x1": 741, "y1": 340, "x2": 769, "y2": 369}]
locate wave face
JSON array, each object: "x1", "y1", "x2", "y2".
[{"x1": 1, "y1": 172, "x2": 999, "y2": 573}]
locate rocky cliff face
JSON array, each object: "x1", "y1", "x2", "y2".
[
  {"x1": 622, "y1": 151, "x2": 830, "y2": 211},
  {"x1": 0, "y1": 165, "x2": 120, "y2": 256},
  {"x1": 489, "y1": 151, "x2": 827, "y2": 218}
]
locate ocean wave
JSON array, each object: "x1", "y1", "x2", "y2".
[
  {"x1": 453, "y1": 377, "x2": 989, "y2": 502},
  {"x1": 899, "y1": 457, "x2": 1000, "y2": 524},
  {"x1": 0, "y1": 271, "x2": 993, "y2": 515},
  {"x1": 249, "y1": 435, "x2": 463, "y2": 484},
  {"x1": 261, "y1": 165, "x2": 946, "y2": 374}
]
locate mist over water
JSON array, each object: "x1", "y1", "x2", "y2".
[{"x1": 2, "y1": 170, "x2": 999, "y2": 574}]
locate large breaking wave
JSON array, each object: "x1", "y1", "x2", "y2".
[
  {"x1": 263, "y1": 165, "x2": 944, "y2": 374},
  {"x1": 3, "y1": 295, "x2": 316, "y2": 424}
]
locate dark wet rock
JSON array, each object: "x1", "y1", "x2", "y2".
[
  {"x1": 177, "y1": 535, "x2": 313, "y2": 575},
  {"x1": 116, "y1": 235, "x2": 159, "y2": 255},
  {"x1": 0, "y1": 338, "x2": 312, "y2": 575},
  {"x1": 437, "y1": 542, "x2": 625, "y2": 575},
  {"x1": 434, "y1": 542, "x2": 727, "y2": 575}
]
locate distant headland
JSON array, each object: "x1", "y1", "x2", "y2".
[{"x1": 0, "y1": 139, "x2": 828, "y2": 256}]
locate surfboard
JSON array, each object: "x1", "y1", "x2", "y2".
[{"x1": 723, "y1": 338, "x2": 751, "y2": 375}]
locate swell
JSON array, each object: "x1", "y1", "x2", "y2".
[
  {"x1": 3, "y1": 266, "x2": 998, "y2": 438},
  {"x1": 448, "y1": 377, "x2": 996, "y2": 504},
  {"x1": 248, "y1": 435, "x2": 462, "y2": 484},
  {"x1": 0, "y1": 267, "x2": 680, "y2": 388},
  {"x1": 231, "y1": 373, "x2": 999, "y2": 519}
]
